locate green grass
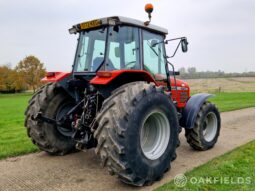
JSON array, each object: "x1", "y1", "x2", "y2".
[
  {"x1": 155, "y1": 141, "x2": 255, "y2": 191},
  {"x1": 0, "y1": 92, "x2": 255, "y2": 160},
  {"x1": 0, "y1": 93, "x2": 38, "y2": 159},
  {"x1": 210, "y1": 92, "x2": 255, "y2": 112}
]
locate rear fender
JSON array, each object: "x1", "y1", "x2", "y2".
[
  {"x1": 41, "y1": 72, "x2": 71, "y2": 83},
  {"x1": 180, "y1": 93, "x2": 214, "y2": 129},
  {"x1": 41, "y1": 72, "x2": 76, "y2": 100},
  {"x1": 90, "y1": 70, "x2": 156, "y2": 85}
]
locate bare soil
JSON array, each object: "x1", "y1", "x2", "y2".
[{"x1": 0, "y1": 108, "x2": 255, "y2": 191}]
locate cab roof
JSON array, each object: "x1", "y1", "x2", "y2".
[{"x1": 69, "y1": 16, "x2": 168, "y2": 35}]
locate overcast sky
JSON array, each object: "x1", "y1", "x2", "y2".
[{"x1": 0, "y1": 0, "x2": 254, "y2": 72}]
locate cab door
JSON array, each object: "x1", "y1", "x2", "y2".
[{"x1": 142, "y1": 30, "x2": 168, "y2": 86}]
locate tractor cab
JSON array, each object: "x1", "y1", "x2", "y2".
[
  {"x1": 69, "y1": 16, "x2": 168, "y2": 78},
  {"x1": 67, "y1": 16, "x2": 190, "y2": 107}
]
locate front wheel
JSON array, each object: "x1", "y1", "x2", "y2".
[
  {"x1": 94, "y1": 82, "x2": 179, "y2": 186},
  {"x1": 185, "y1": 101, "x2": 221, "y2": 151}
]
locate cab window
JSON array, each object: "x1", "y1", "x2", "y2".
[
  {"x1": 107, "y1": 26, "x2": 140, "y2": 70},
  {"x1": 143, "y1": 30, "x2": 166, "y2": 76}
]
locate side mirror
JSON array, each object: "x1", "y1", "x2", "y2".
[{"x1": 181, "y1": 38, "x2": 189, "y2": 53}]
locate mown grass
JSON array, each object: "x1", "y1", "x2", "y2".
[
  {"x1": 0, "y1": 92, "x2": 255, "y2": 160},
  {"x1": 155, "y1": 140, "x2": 255, "y2": 191},
  {"x1": 210, "y1": 92, "x2": 255, "y2": 112},
  {"x1": 0, "y1": 93, "x2": 38, "y2": 159}
]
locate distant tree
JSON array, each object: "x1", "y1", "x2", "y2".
[
  {"x1": 0, "y1": 65, "x2": 16, "y2": 92},
  {"x1": 179, "y1": 67, "x2": 186, "y2": 74},
  {"x1": 187, "y1": 67, "x2": 196, "y2": 75},
  {"x1": 15, "y1": 56, "x2": 46, "y2": 93},
  {"x1": 13, "y1": 70, "x2": 27, "y2": 91}
]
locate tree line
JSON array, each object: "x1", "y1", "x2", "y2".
[
  {"x1": 178, "y1": 67, "x2": 255, "y2": 79},
  {"x1": 0, "y1": 56, "x2": 46, "y2": 93},
  {"x1": 1, "y1": 57, "x2": 255, "y2": 93}
]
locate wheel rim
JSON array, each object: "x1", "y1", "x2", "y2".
[
  {"x1": 202, "y1": 112, "x2": 218, "y2": 142},
  {"x1": 56, "y1": 103, "x2": 74, "y2": 137},
  {"x1": 140, "y1": 110, "x2": 170, "y2": 160}
]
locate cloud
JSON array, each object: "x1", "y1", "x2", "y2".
[{"x1": 0, "y1": 0, "x2": 255, "y2": 72}]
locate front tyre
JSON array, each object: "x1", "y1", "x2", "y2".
[
  {"x1": 94, "y1": 82, "x2": 179, "y2": 186},
  {"x1": 185, "y1": 101, "x2": 221, "y2": 151}
]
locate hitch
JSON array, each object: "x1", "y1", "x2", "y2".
[
  {"x1": 32, "y1": 112, "x2": 63, "y2": 126},
  {"x1": 31, "y1": 100, "x2": 84, "y2": 126}
]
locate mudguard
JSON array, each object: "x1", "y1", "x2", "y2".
[
  {"x1": 41, "y1": 72, "x2": 77, "y2": 101},
  {"x1": 180, "y1": 93, "x2": 214, "y2": 129}
]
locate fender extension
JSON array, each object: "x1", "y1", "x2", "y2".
[{"x1": 180, "y1": 93, "x2": 214, "y2": 129}]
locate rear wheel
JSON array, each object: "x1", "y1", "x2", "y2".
[
  {"x1": 185, "y1": 101, "x2": 221, "y2": 151},
  {"x1": 94, "y1": 82, "x2": 179, "y2": 186},
  {"x1": 25, "y1": 83, "x2": 76, "y2": 155}
]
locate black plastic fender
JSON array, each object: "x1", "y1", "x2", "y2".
[{"x1": 180, "y1": 93, "x2": 214, "y2": 129}]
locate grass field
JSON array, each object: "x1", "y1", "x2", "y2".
[
  {"x1": 0, "y1": 93, "x2": 38, "y2": 160},
  {"x1": 0, "y1": 91, "x2": 255, "y2": 160},
  {"x1": 209, "y1": 92, "x2": 255, "y2": 112},
  {"x1": 156, "y1": 140, "x2": 255, "y2": 191}
]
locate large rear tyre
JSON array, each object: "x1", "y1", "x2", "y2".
[
  {"x1": 185, "y1": 101, "x2": 221, "y2": 151},
  {"x1": 25, "y1": 83, "x2": 76, "y2": 155},
  {"x1": 94, "y1": 82, "x2": 179, "y2": 186}
]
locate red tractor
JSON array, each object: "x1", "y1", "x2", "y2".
[{"x1": 25, "y1": 5, "x2": 221, "y2": 186}]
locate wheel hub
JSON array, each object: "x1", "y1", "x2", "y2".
[
  {"x1": 140, "y1": 110, "x2": 170, "y2": 160},
  {"x1": 56, "y1": 103, "x2": 75, "y2": 137},
  {"x1": 202, "y1": 112, "x2": 218, "y2": 142}
]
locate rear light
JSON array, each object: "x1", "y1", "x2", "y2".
[
  {"x1": 46, "y1": 72, "x2": 55, "y2": 77},
  {"x1": 96, "y1": 71, "x2": 112, "y2": 78}
]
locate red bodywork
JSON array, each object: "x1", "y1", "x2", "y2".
[
  {"x1": 42, "y1": 70, "x2": 190, "y2": 108},
  {"x1": 167, "y1": 78, "x2": 190, "y2": 108},
  {"x1": 91, "y1": 70, "x2": 190, "y2": 108},
  {"x1": 90, "y1": 70, "x2": 155, "y2": 85},
  {"x1": 41, "y1": 72, "x2": 71, "y2": 83}
]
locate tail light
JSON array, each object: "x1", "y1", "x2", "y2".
[
  {"x1": 96, "y1": 71, "x2": 112, "y2": 78},
  {"x1": 46, "y1": 72, "x2": 55, "y2": 77}
]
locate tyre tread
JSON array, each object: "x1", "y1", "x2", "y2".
[{"x1": 94, "y1": 82, "x2": 178, "y2": 186}]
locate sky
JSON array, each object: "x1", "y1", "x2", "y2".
[{"x1": 0, "y1": 0, "x2": 255, "y2": 72}]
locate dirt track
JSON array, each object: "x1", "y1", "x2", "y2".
[{"x1": 0, "y1": 108, "x2": 255, "y2": 191}]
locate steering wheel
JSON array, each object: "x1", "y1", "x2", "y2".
[{"x1": 125, "y1": 61, "x2": 136, "y2": 69}]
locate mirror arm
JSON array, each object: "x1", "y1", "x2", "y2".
[
  {"x1": 164, "y1": 60, "x2": 171, "y2": 91},
  {"x1": 167, "y1": 60, "x2": 178, "y2": 90},
  {"x1": 167, "y1": 41, "x2": 182, "y2": 58},
  {"x1": 165, "y1": 37, "x2": 186, "y2": 43},
  {"x1": 164, "y1": 55, "x2": 178, "y2": 91},
  {"x1": 163, "y1": 37, "x2": 187, "y2": 91},
  {"x1": 164, "y1": 37, "x2": 187, "y2": 58}
]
